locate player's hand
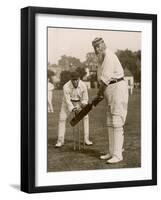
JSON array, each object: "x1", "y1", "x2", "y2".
[
  {"x1": 81, "y1": 103, "x2": 87, "y2": 108},
  {"x1": 93, "y1": 95, "x2": 104, "y2": 102},
  {"x1": 97, "y1": 89, "x2": 104, "y2": 97},
  {"x1": 97, "y1": 80, "x2": 107, "y2": 97},
  {"x1": 92, "y1": 95, "x2": 104, "y2": 106},
  {"x1": 72, "y1": 107, "x2": 81, "y2": 115}
]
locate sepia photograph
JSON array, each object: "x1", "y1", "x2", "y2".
[
  {"x1": 47, "y1": 27, "x2": 141, "y2": 172},
  {"x1": 21, "y1": 6, "x2": 157, "y2": 193}
]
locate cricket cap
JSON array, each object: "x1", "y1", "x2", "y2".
[
  {"x1": 70, "y1": 71, "x2": 80, "y2": 80},
  {"x1": 92, "y1": 37, "x2": 104, "y2": 47}
]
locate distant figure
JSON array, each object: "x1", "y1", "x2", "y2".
[
  {"x1": 55, "y1": 71, "x2": 93, "y2": 147},
  {"x1": 48, "y1": 77, "x2": 54, "y2": 113},
  {"x1": 92, "y1": 37, "x2": 129, "y2": 163}
]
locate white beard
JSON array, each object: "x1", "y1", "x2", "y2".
[{"x1": 97, "y1": 53, "x2": 105, "y2": 65}]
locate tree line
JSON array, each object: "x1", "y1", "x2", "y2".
[{"x1": 48, "y1": 49, "x2": 141, "y2": 88}]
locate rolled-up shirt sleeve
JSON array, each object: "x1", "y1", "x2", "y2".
[
  {"x1": 63, "y1": 87, "x2": 74, "y2": 112},
  {"x1": 100, "y1": 59, "x2": 113, "y2": 85},
  {"x1": 99, "y1": 51, "x2": 122, "y2": 85},
  {"x1": 100, "y1": 73, "x2": 112, "y2": 86}
]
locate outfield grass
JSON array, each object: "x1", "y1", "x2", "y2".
[{"x1": 47, "y1": 88, "x2": 141, "y2": 172}]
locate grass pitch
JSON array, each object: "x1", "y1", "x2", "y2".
[{"x1": 47, "y1": 88, "x2": 141, "y2": 172}]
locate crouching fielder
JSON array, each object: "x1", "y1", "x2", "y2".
[
  {"x1": 55, "y1": 71, "x2": 93, "y2": 147},
  {"x1": 92, "y1": 37, "x2": 128, "y2": 163}
]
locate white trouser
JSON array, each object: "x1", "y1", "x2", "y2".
[
  {"x1": 113, "y1": 127, "x2": 124, "y2": 160},
  {"x1": 57, "y1": 103, "x2": 90, "y2": 143},
  {"x1": 105, "y1": 80, "x2": 128, "y2": 160},
  {"x1": 107, "y1": 115, "x2": 124, "y2": 160},
  {"x1": 108, "y1": 127, "x2": 114, "y2": 155},
  {"x1": 48, "y1": 90, "x2": 53, "y2": 112}
]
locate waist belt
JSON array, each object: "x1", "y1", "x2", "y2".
[
  {"x1": 71, "y1": 99, "x2": 80, "y2": 102},
  {"x1": 109, "y1": 77, "x2": 124, "y2": 85}
]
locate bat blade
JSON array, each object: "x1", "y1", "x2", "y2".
[
  {"x1": 70, "y1": 104, "x2": 92, "y2": 126},
  {"x1": 69, "y1": 96, "x2": 104, "y2": 127}
]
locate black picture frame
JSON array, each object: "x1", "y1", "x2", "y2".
[{"x1": 21, "y1": 6, "x2": 157, "y2": 193}]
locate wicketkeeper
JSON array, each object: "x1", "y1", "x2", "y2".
[
  {"x1": 92, "y1": 37, "x2": 129, "y2": 163},
  {"x1": 55, "y1": 71, "x2": 93, "y2": 147}
]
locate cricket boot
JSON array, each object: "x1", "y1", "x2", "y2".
[{"x1": 55, "y1": 139, "x2": 64, "y2": 147}]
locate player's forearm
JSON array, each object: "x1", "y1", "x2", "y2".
[
  {"x1": 81, "y1": 99, "x2": 88, "y2": 105},
  {"x1": 97, "y1": 80, "x2": 107, "y2": 97},
  {"x1": 63, "y1": 98, "x2": 74, "y2": 112},
  {"x1": 63, "y1": 95, "x2": 74, "y2": 112}
]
